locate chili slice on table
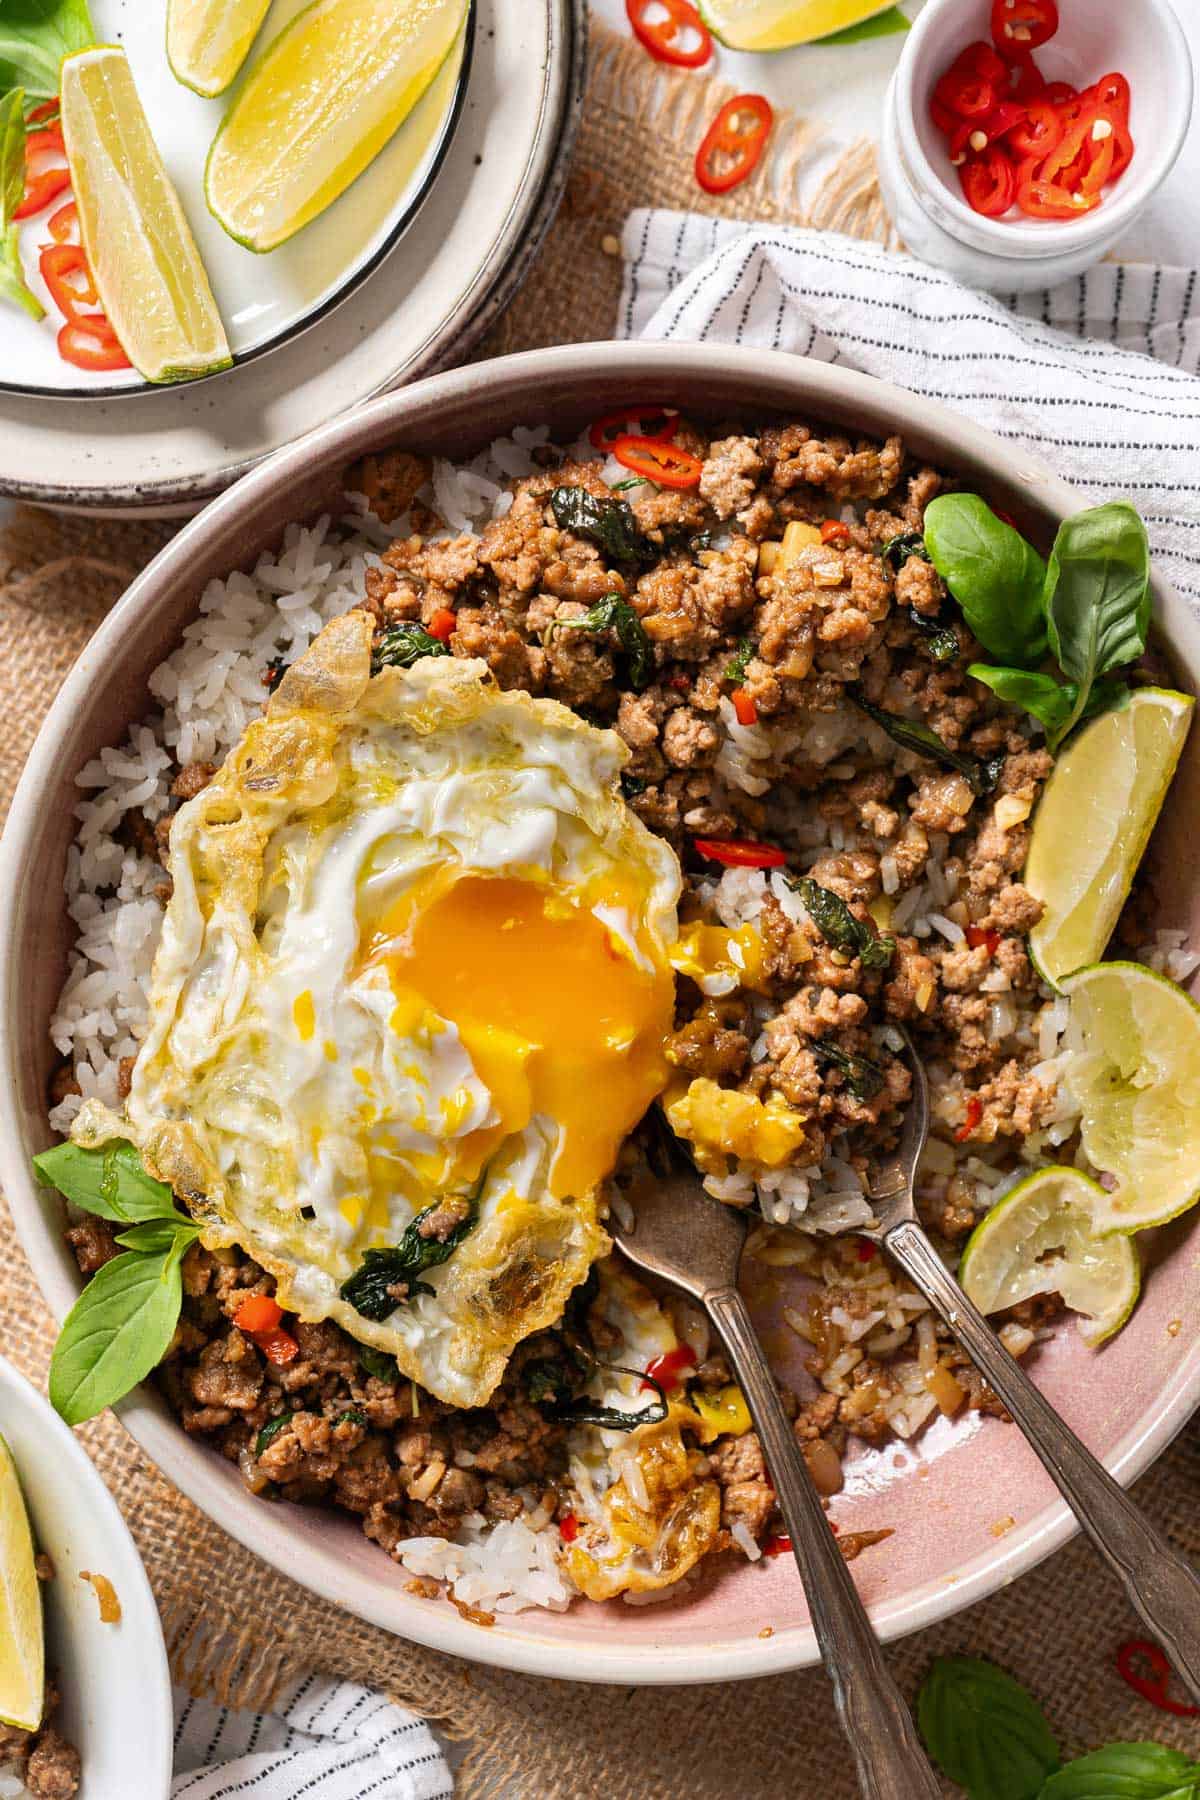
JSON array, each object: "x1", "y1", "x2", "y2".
[
  {"x1": 57, "y1": 317, "x2": 132, "y2": 372},
  {"x1": 695, "y1": 94, "x2": 773, "y2": 197},
  {"x1": 13, "y1": 123, "x2": 70, "y2": 220},
  {"x1": 990, "y1": 0, "x2": 1059, "y2": 56},
  {"x1": 612, "y1": 433, "x2": 703, "y2": 490},
  {"x1": 1115, "y1": 1640, "x2": 1200, "y2": 1717},
  {"x1": 38, "y1": 244, "x2": 99, "y2": 323},
  {"x1": 625, "y1": 0, "x2": 712, "y2": 69},
  {"x1": 959, "y1": 146, "x2": 1016, "y2": 217},
  {"x1": 588, "y1": 407, "x2": 678, "y2": 451},
  {"x1": 693, "y1": 837, "x2": 787, "y2": 870}
]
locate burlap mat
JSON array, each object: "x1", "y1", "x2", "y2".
[{"x1": 1, "y1": 17, "x2": 1197, "y2": 1796}]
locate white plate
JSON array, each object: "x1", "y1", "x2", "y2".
[
  {"x1": 0, "y1": 0, "x2": 473, "y2": 399},
  {"x1": 0, "y1": 0, "x2": 581, "y2": 512},
  {"x1": 0, "y1": 1357, "x2": 172, "y2": 1799}
]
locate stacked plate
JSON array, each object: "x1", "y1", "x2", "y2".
[{"x1": 0, "y1": 0, "x2": 582, "y2": 514}]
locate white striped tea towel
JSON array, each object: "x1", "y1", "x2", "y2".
[
  {"x1": 619, "y1": 213, "x2": 1200, "y2": 608},
  {"x1": 171, "y1": 1673, "x2": 452, "y2": 1799}
]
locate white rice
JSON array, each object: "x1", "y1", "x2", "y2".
[
  {"x1": 0, "y1": 1767, "x2": 28, "y2": 1800},
  {"x1": 395, "y1": 1517, "x2": 575, "y2": 1615}
]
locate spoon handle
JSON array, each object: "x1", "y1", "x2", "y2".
[
  {"x1": 885, "y1": 1218, "x2": 1200, "y2": 1701},
  {"x1": 708, "y1": 1287, "x2": 943, "y2": 1800}
]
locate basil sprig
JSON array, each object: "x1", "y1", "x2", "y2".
[
  {"x1": 1041, "y1": 1744, "x2": 1200, "y2": 1798},
  {"x1": 924, "y1": 495, "x2": 1151, "y2": 752},
  {"x1": 34, "y1": 1139, "x2": 200, "y2": 1426},
  {"x1": 918, "y1": 1656, "x2": 1061, "y2": 1800},
  {"x1": 0, "y1": 91, "x2": 43, "y2": 321},
  {"x1": 789, "y1": 876, "x2": 894, "y2": 970},
  {"x1": 0, "y1": 0, "x2": 94, "y2": 98},
  {"x1": 545, "y1": 593, "x2": 653, "y2": 692}
]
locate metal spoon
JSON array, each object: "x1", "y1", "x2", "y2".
[
  {"x1": 865, "y1": 1025, "x2": 1200, "y2": 1700},
  {"x1": 612, "y1": 1145, "x2": 943, "y2": 1800}
]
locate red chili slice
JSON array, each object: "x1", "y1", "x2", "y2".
[
  {"x1": 1040, "y1": 79, "x2": 1078, "y2": 107},
  {"x1": 26, "y1": 98, "x2": 60, "y2": 125},
  {"x1": 1016, "y1": 166, "x2": 1101, "y2": 219},
  {"x1": 820, "y1": 519, "x2": 851, "y2": 545},
  {"x1": 693, "y1": 837, "x2": 787, "y2": 870},
  {"x1": 44, "y1": 199, "x2": 79, "y2": 246},
  {"x1": 695, "y1": 93, "x2": 773, "y2": 196},
  {"x1": 1090, "y1": 71, "x2": 1131, "y2": 118},
  {"x1": 980, "y1": 100, "x2": 1027, "y2": 140},
  {"x1": 930, "y1": 94, "x2": 958, "y2": 136},
  {"x1": 427, "y1": 607, "x2": 457, "y2": 642},
  {"x1": 626, "y1": 0, "x2": 712, "y2": 69},
  {"x1": 234, "y1": 1294, "x2": 283, "y2": 1334},
  {"x1": 731, "y1": 688, "x2": 758, "y2": 727},
  {"x1": 955, "y1": 1096, "x2": 984, "y2": 1142},
  {"x1": 965, "y1": 925, "x2": 1002, "y2": 955},
  {"x1": 762, "y1": 1534, "x2": 793, "y2": 1557},
  {"x1": 13, "y1": 123, "x2": 70, "y2": 220},
  {"x1": 612, "y1": 434, "x2": 703, "y2": 490},
  {"x1": 856, "y1": 1240, "x2": 878, "y2": 1262},
  {"x1": 38, "y1": 243, "x2": 99, "y2": 323},
  {"x1": 1007, "y1": 99, "x2": 1063, "y2": 159},
  {"x1": 934, "y1": 68, "x2": 997, "y2": 120},
  {"x1": 559, "y1": 1513, "x2": 579, "y2": 1543},
  {"x1": 1009, "y1": 53, "x2": 1048, "y2": 102},
  {"x1": 588, "y1": 407, "x2": 678, "y2": 452},
  {"x1": 642, "y1": 1344, "x2": 697, "y2": 1392},
  {"x1": 57, "y1": 317, "x2": 133, "y2": 372},
  {"x1": 959, "y1": 147, "x2": 1017, "y2": 217},
  {"x1": 1116, "y1": 1640, "x2": 1200, "y2": 1717},
  {"x1": 990, "y1": 0, "x2": 1059, "y2": 57},
  {"x1": 255, "y1": 1325, "x2": 300, "y2": 1367}
]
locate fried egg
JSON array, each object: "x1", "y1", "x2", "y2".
[{"x1": 117, "y1": 611, "x2": 681, "y2": 1406}]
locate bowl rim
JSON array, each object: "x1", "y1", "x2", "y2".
[
  {"x1": 893, "y1": 0, "x2": 1194, "y2": 258},
  {"x1": 3, "y1": 340, "x2": 1200, "y2": 1686},
  {"x1": 0, "y1": 1355, "x2": 173, "y2": 1796}
]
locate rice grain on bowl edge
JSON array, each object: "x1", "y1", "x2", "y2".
[{"x1": 40, "y1": 418, "x2": 1196, "y2": 1619}]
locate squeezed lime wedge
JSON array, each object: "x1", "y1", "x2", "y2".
[
  {"x1": 61, "y1": 46, "x2": 232, "y2": 384},
  {"x1": 698, "y1": 0, "x2": 900, "y2": 49},
  {"x1": 1060, "y1": 960, "x2": 1200, "y2": 1234},
  {"x1": 0, "y1": 1435, "x2": 43, "y2": 1734},
  {"x1": 205, "y1": 0, "x2": 469, "y2": 253},
  {"x1": 960, "y1": 1166, "x2": 1140, "y2": 1347},
  {"x1": 166, "y1": 0, "x2": 273, "y2": 98},
  {"x1": 1027, "y1": 688, "x2": 1193, "y2": 990}
]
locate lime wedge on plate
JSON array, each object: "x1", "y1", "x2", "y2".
[
  {"x1": 60, "y1": 47, "x2": 232, "y2": 384},
  {"x1": 205, "y1": 0, "x2": 469, "y2": 253},
  {"x1": 1027, "y1": 688, "x2": 1193, "y2": 989},
  {"x1": 0, "y1": 1435, "x2": 43, "y2": 1733},
  {"x1": 960, "y1": 1167, "x2": 1140, "y2": 1347},
  {"x1": 1059, "y1": 961, "x2": 1200, "y2": 1234},
  {"x1": 167, "y1": 0, "x2": 273, "y2": 98},
  {"x1": 699, "y1": 0, "x2": 903, "y2": 49}
]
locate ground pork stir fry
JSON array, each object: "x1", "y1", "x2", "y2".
[
  {"x1": 0, "y1": 1678, "x2": 81, "y2": 1798},
  {"x1": 59, "y1": 411, "x2": 1082, "y2": 1606}
]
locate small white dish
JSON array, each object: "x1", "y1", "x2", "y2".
[
  {"x1": 0, "y1": 1356, "x2": 172, "y2": 1799},
  {"x1": 0, "y1": 0, "x2": 473, "y2": 399},
  {"x1": 877, "y1": 0, "x2": 1193, "y2": 292}
]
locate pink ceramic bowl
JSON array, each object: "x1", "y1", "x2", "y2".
[{"x1": 3, "y1": 343, "x2": 1199, "y2": 1685}]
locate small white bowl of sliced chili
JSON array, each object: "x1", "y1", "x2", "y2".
[{"x1": 881, "y1": 0, "x2": 1192, "y2": 287}]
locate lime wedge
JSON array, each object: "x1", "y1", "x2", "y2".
[
  {"x1": 1027, "y1": 688, "x2": 1193, "y2": 990},
  {"x1": 167, "y1": 0, "x2": 273, "y2": 98},
  {"x1": 205, "y1": 0, "x2": 469, "y2": 253},
  {"x1": 1059, "y1": 961, "x2": 1200, "y2": 1234},
  {"x1": 960, "y1": 1167, "x2": 1140, "y2": 1347},
  {"x1": 0, "y1": 1436, "x2": 43, "y2": 1733},
  {"x1": 698, "y1": 0, "x2": 900, "y2": 49},
  {"x1": 60, "y1": 47, "x2": 232, "y2": 384}
]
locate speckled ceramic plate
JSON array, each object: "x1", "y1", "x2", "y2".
[
  {"x1": 4, "y1": 344, "x2": 1200, "y2": 1686},
  {"x1": 0, "y1": 0, "x2": 475, "y2": 401},
  {"x1": 0, "y1": 0, "x2": 581, "y2": 511}
]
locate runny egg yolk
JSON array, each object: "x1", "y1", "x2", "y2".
[{"x1": 367, "y1": 875, "x2": 674, "y2": 1202}]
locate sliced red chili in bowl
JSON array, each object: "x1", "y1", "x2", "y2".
[
  {"x1": 696, "y1": 94, "x2": 773, "y2": 196},
  {"x1": 959, "y1": 146, "x2": 1017, "y2": 217},
  {"x1": 613, "y1": 434, "x2": 703, "y2": 490},
  {"x1": 626, "y1": 0, "x2": 712, "y2": 69},
  {"x1": 990, "y1": 0, "x2": 1059, "y2": 57},
  {"x1": 1091, "y1": 71, "x2": 1131, "y2": 118},
  {"x1": 1007, "y1": 99, "x2": 1063, "y2": 159},
  {"x1": 934, "y1": 68, "x2": 997, "y2": 120}
]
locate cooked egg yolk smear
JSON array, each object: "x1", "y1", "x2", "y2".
[{"x1": 367, "y1": 873, "x2": 674, "y2": 1204}]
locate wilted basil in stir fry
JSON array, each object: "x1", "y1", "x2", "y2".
[
  {"x1": 546, "y1": 593, "x2": 653, "y2": 692},
  {"x1": 371, "y1": 621, "x2": 451, "y2": 675},
  {"x1": 789, "y1": 877, "x2": 895, "y2": 969},
  {"x1": 812, "y1": 1040, "x2": 887, "y2": 1102},
  {"x1": 849, "y1": 686, "x2": 1003, "y2": 796},
  {"x1": 339, "y1": 1181, "x2": 481, "y2": 1321},
  {"x1": 549, "y1": 485, "x2": 652, "y2": 569}
]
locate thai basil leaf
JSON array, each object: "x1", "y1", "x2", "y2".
[
  {"x1": 812, "y1": 1040, "x2": 886, "y2": 1101},
  {"x1": 114, "y1": 1219, "x2": 200, "y2": 1256},
  {"x1": 0, "y1": 91, "x2": 44, "y2": 321},
  {"x1": 549, "y1": 486, "x2": 651, "y2": 569},
  {"x1": 1043, "y1": 501, "x2": 1151, "y2": 745},
  {"x1": 254, "y1": 1412, "x2": 295, "y2": 1457},
  {"x1": 358, "y1": 1344, "x2": 399, "y2": 1384},
  {"x1": 33, "y1": 1139, "x2": 182, "y2": 1225},
  {"x1": 1039, "y1": 1744, "x2": 1200, "y2": 1800},
  {"x1": 924, "y1": 494, "x2": 1048, "y2": 667},
  {"x1": 333, "y1": 1408, "x2": 367, "y2": 1429},
  {"x1": 790, "y1": 876, "x2": 894, "y2": 969},
  {"x1": 918, "y1": 1656, "x2": 1060, "y2": 1800},
  {"x1": 340, "y1": 1182, "x2": 481, "y2": 1322},
  {"x1": 525, "y1": 1354, "x2": 580, "y2": 1408},
  {"x1": 550, "y1": 1363, "x2": 668, "y2": 1434},
  {"x1": 849, "y1": 685, "x2": 1003, "y2": 795},
  {"x1": 371, "y1": 621, "x2": 450, "y2": 674},
  {"x1": 879, "y1": 531, "x2": 929, "y2": 571},
  {"x1": 49, "y1": 1249, "x2": 183, "y2": 1426},
  {"x1": 908, "y1": 608, "x2": 960, "y2": 663},
  {"x1": 0, "y1": 0, "x2": 95, "y2": 98},
  {"x1": 819, "y1": 6, "x2": 909, "y2": 43},
  {"x1": 967, "y1": 665, "x2": 1130, "y2": 749},
  {"x1": 725, "y1": 635, "x2": 755, "y2": 683},
  {"x1": 620, "y1": 772, "x2": 646, "y2": 799},
  {"x1": 548, "y1": 593, "x2": 653, "y2": 691}
]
